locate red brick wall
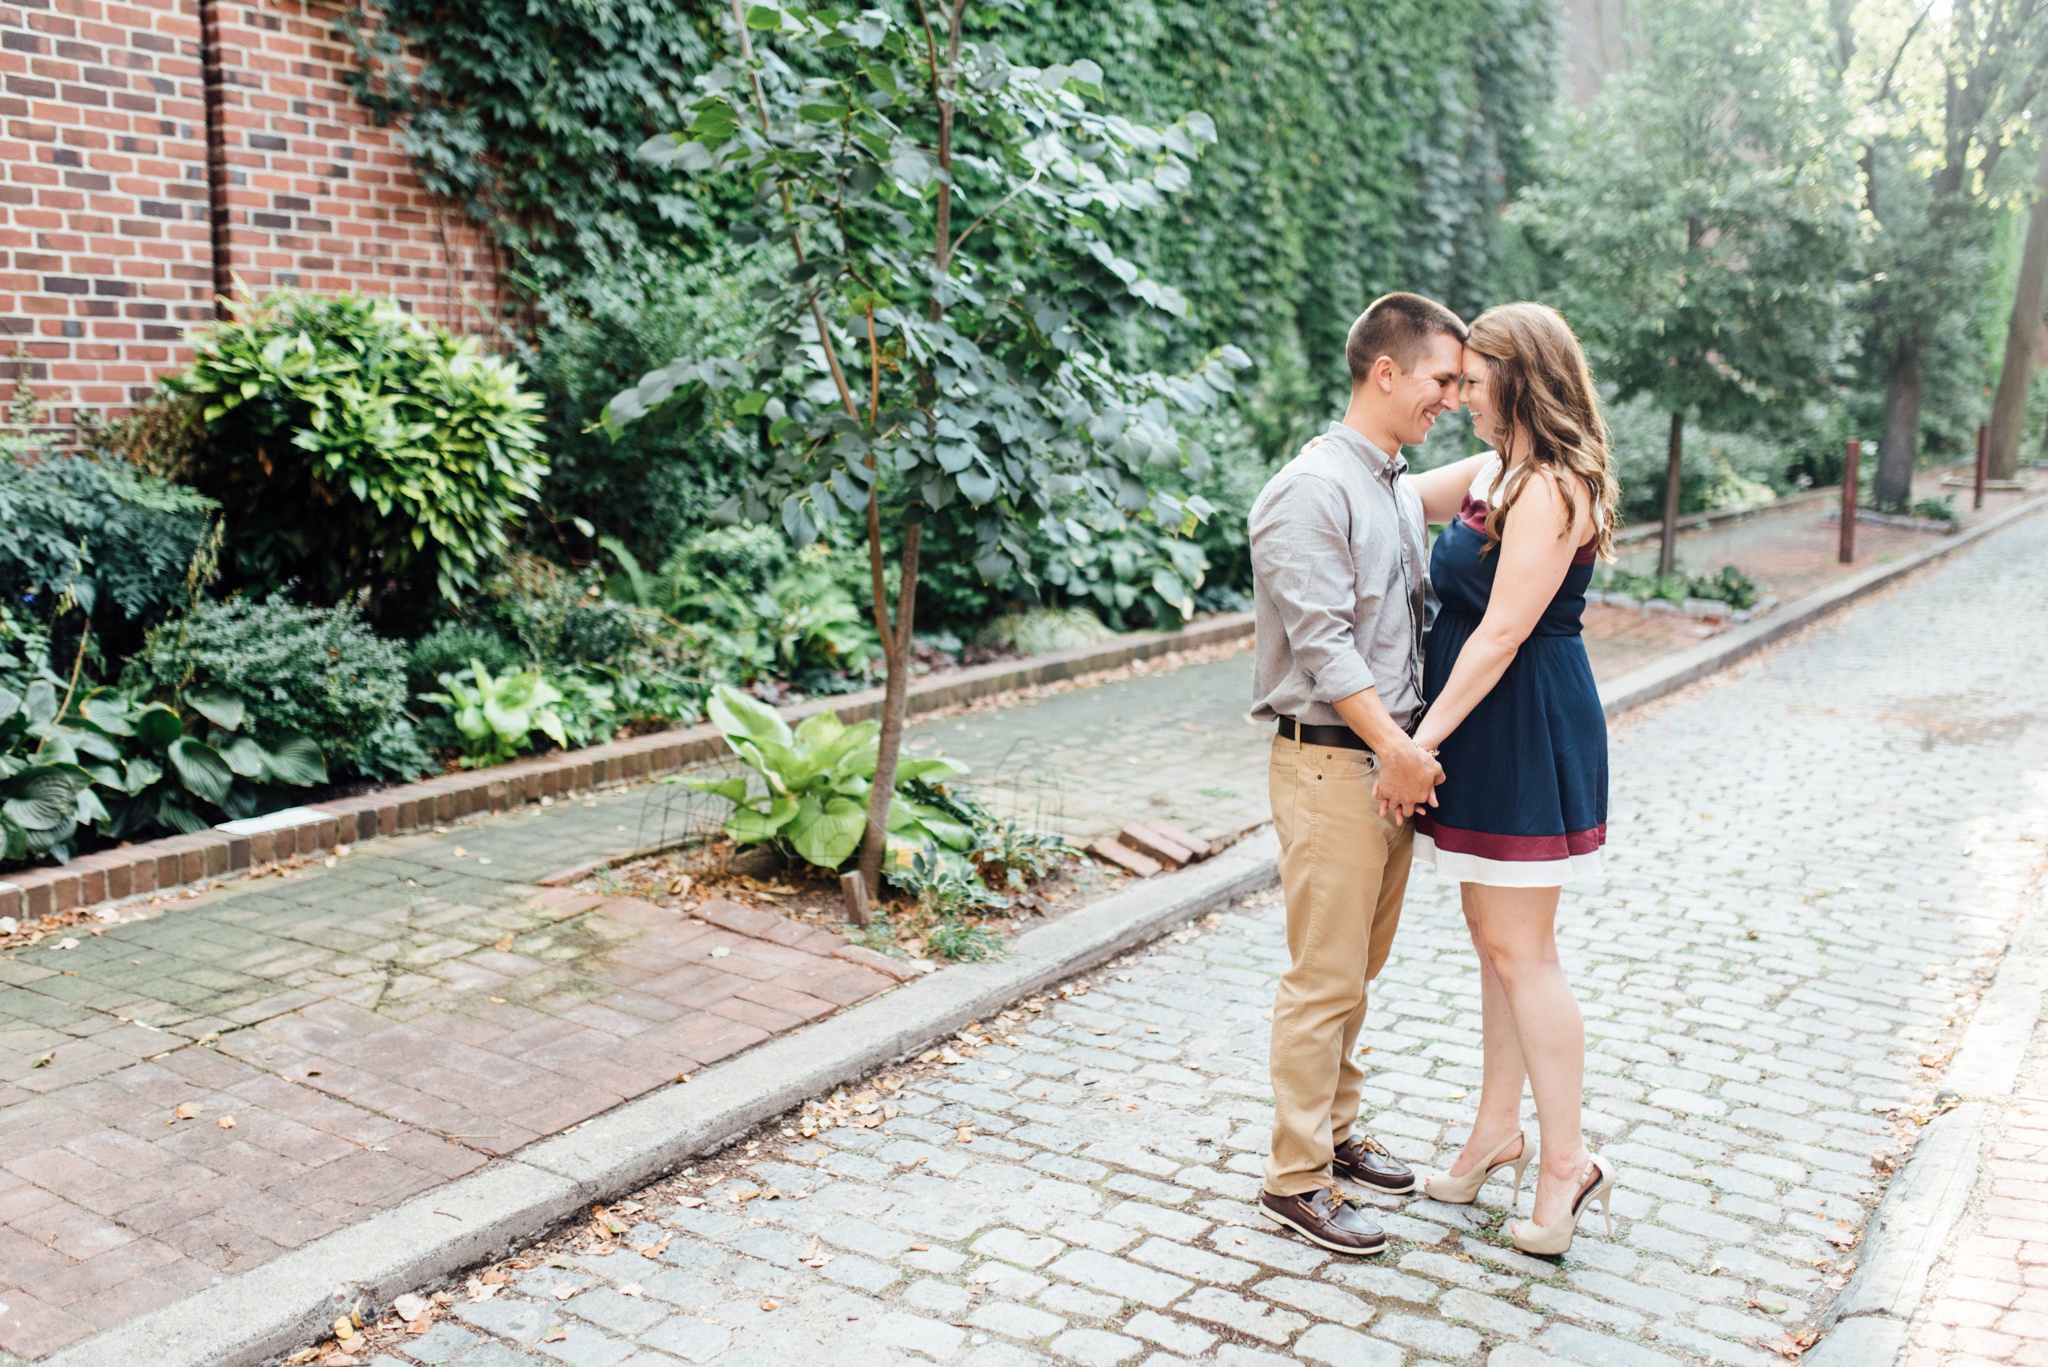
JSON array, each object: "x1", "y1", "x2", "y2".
[{"x1": 0, "y1": 0, "x2": 499, "y2": 428}]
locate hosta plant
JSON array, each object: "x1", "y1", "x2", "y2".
[
  {"x1": 422, "y1": 660, "x2": 613, "y2": 767},
  {"x1": 69, "y1": 686, "x2": 327, "y2": 838},
  {"x1": 676, "y1": 685, "x2": 969, "y2": 870},
  {"x1": 0, "y1": 678, "x2": 99, "y2": 863}
]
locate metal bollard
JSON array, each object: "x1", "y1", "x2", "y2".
[
  {"x1": 1840, "y1": 438, "x2": 1859, "y2": 565},
  {"x1": 1975, "y1": 423, "x2": 1988, "y2": 511}
]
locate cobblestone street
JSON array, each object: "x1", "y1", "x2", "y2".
[{"x1": 320, "y1": 514, "x2": 2048, "y2": 1367}]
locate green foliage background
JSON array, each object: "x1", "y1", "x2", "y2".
[{"x1": 347, "y1": 0, "x2": 1557, "y2": 468}]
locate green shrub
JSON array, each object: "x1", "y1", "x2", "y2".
[
  {"x1": 421, "y1": 659, "x2": 614, "y2": 767},
  {"x1": 974, "y1": 607, "x2": 1113, "y2": 656},
  {"x1": 124, "y1": 598, "x2": 418, "y2": 780},
  {"x1": 0, "y1": 380, "x2": 215, "y2": 652},
  {"x1": 157, "y1": 290, "x2": 548, "y2": 611},
  {"x1": 406, "y1": 620, "x2": 521, "y2": 697}
]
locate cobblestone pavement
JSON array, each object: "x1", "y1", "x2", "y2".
[
  {"x1": 1903, "y1": 974, "x2": 2048, "y2": 1366},
  {"x1": 317, "y1": 512, "x2": 2048, "y2": 1367}
]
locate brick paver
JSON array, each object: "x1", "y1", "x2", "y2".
[
  {"x1": 307, "y1": 508, "x2": 2048, "y2": 1365},
  {"x1": 1902, "y1": 987, "x2": 2048, "y2": 1366}
]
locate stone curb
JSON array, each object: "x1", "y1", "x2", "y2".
[
  {"x1": 1806, "y1": 884, "x2": 2048, "y2": 1365},
  {"x1": 1596, "y1": 494, "x2": 2047, "y2": 717},
  {"x1": 37, "y1": 831, "x2": 1282, "y2": 1367},
  {"x1": 0, "y1": 612, "x2": 1254, "y2": 924}
]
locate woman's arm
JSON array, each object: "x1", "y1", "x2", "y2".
[
  {"x1": 1412, "y1": 473, "x2": 1585, "y2": 752},
  {"x1": 1405, "y1": 452, "x2": 1493, "y2": 523}
]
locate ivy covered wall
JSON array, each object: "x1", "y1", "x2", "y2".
[{"x1": 346, "y1": 0, "x2": 1557, "y2": 457}]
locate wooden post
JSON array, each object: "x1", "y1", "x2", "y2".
[
  {"x1": 1840, "y1": 438, "x2": 1859, "y2": 565},
  {"x1": 840, "y1": 870, "x2": 872, "y2": 926},
  {"x1": 1975, "y1": 423, "x2": 1989, "y2": 511}
]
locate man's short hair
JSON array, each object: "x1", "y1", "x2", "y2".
[{"x1": 1345, "y1": 292, "x2": 1469, "y2": 384}]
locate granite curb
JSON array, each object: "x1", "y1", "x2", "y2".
[
  {"x1": 1596, "y1": 492, "x2": 2047, "y2": 717},
  {"x1": 1805, "y1": 884, "x2": 2048, "y2": 1366},
  {"x1": 35, "y1": 831, "x2": 1282, "y2": 1367},
  {"x1": 0, "y1": 612, "x2": 1255, "y2": 924}
]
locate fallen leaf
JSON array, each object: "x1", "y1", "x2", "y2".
[
  {"x1": 1762, "y1": 1328, "x2": 1821, "y2": 1359},
  {"x1": 479, "y1": 1268, "x2": 508, "y2": 1286},
  {"x1": 172, "y1": 1101, "x2": 203, "y2": 1122},
  {"x1": 619, "y1": 1283, "x2": 643, "y2": 1297},
  {"x1": 541, "y1": 1325, "x2": 567, "y2": 1343},
  {"x1": 30, "y1": 1051, "x2": 53, "y2": 1068},
  {"x1": 551, "y1": 1283, "x2": 579, "y2": 1301},
  {"x1": 956, "y1": 1127, "x2": 975, "y2": 1144},
  {"x1": 674, "y1": 1196, "x2": 706, "y2": 1208},
  {"x1": 452, "y1": 847, "x2": 468, "y2": 858},
  {"x1": 971, "y1": 1266, "x2": 1002, "y2": 1285},
  {"x1": 1749, "y1": 1297, "x2": 1789, "y2": 1315},
  {"x1": 759, "y1": 1298, "x2": 777, "y2": 1311},
  {"x1": 633, "y1": 1235, "x2": 673, "y2": 1259},
  {"x1": 710, "y1": 946, "x2": 731, "y2": 958},
  {"x1": 331, "y1": 1316, "x2": 355, "y2": 1341},
  {"x1": 491, "y1": 935, "x2": 516, "y2": 952},
  {"x1": 392, "y1": 1293, "x2": 428, "y2": 1322},
  {"x1": 217, "y1": 1115, "x2": 236, "y2": 1129},
  {"x1": 728, "y1": 1187, "x2": 760, "y2": 1204},
  {"x1": 908, "y1": 1243, "x2": 930, "y2": 1252}
]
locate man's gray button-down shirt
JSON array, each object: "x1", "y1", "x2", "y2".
[{"x1": 1247, "y1": 422, "x2": 1428, "y2": 732}]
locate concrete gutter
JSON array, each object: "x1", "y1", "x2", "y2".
[
  {"x1": 1597, "y1": 494, "x2": 2047, "y2": 717},
  {"x1": 1805, "y1": 887, "x2": 2048, "y2": 1366},
  {"x1": 40, "y1": 833, "x2": 1281, "y2": 1367},
  {"x1": 33, "y1": 494, "x2": 2048, "y2": 1367}
]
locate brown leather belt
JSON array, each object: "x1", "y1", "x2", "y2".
[{"x1": 1276, "y1": 717, "x2": 1374, "y2": 754}]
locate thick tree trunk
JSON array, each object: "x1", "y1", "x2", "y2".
[
  {"x1": 1876, "y1": 347, "x2": 1925, "y2": 511},
  {"x1": 1658, "y1": 410, "x2": 1683, "y2": 579},
  {"x1": 1988, "y1": 137, "x2": 2048, "y2": 480},
  {"x1": 856, "y1": 523, "x2": 921, "y2": 897}
]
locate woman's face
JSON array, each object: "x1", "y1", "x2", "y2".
[{"x1": 1461, "y1": 348, "x2": 1498, "y2": 446}]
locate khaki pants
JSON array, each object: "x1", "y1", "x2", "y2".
[{"x1": 1264, "y1": 733, "x2": 1413, "y2": 1196}]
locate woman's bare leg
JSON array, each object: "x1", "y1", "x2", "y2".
[
  {"x1": 1448, "y1": 883, "x2": 1529, "y2": 1178},
  {"x1": 1466, "y1": 883, "x2": 1587, "y2": 1226}
]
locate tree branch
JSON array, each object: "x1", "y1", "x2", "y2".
[{"x1": 951, "y1": 171, "x2": 1040, "y2": 260}]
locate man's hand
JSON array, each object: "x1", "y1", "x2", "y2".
[
  {"x1": 1328, "y1": 687, "x2": 1441, "y2": 824},
  {"x1": 1373, "y1": 739, "x2": 1443, "y2": 824}
]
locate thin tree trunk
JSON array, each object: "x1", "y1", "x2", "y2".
[
  {"x1": 1876, "y1": 347, "x2": 1924, "y2": 511},
  {"x1": 856, "y1": 523, "x2": 920, "y2": 896},
  {"x1": 1988, "y1": 136, "x2": 2048, "y2": 480},
  {"x1": 1658, "y1": 410, "x2": 1684, "y2": 579}
]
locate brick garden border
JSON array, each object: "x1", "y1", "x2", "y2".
[{"x1": 0, "y1": 612, "x2": 1255, "y2": 924}]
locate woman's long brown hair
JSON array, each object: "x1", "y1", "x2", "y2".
[{"x1": 1466, "y1": 302, "x2": 1617, "y2": 561}]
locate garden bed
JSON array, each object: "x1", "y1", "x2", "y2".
[{"x1": 0, "y1": 612, "x2": 1252, "y2": 925}]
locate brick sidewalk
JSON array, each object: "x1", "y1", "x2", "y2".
[
  {"x1": 1902, "y1": 1000, "x2": 2048, "y2": 1365},
  {"x1": 0, "y1": 788, "x2": 914, "y2": 1359}
]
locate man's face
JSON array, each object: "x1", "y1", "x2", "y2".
[{"x1": 1385, "y1": 334, "x2": 1465, "y2": 448}]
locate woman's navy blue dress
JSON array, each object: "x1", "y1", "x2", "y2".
[{"x1": 1413, "y1": 457, "x2": 1608, "y2": 886}]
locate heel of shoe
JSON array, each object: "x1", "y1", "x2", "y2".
[
  {"x1": 1509, "y1": 1153, "x2": 1531, "y2": 1205},
  {"x1": 1595, "y1": 1187, "x2": 1613, "y2": 1238}
]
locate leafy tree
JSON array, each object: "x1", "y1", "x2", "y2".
[
  {"x1": 606, "y1": 0, "x2": 1247, "y2": 892},
  {"x1": 1515, "y1": 0, "x2": 1860, "y2": 568},
  {"x1": 1847, "y1": 0, "x2": 2048, "y2": 507}
]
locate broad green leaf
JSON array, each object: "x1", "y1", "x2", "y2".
[
  {"x1": 676, "y1": 774, "x2": 750, "y2": 804},
  {"x1": 134, "y1": 704, "x2": 183, "y2": 749},
  {"x1": 725, "y1": 796, "x2": 798, "y2": 845},
  {"x1": 708, "y1": 684, "x2": 792, "y2": 748},
  {"x1": 167, "y1": 737, "x2": 234, "y2": 807},
  {"x1": 218, "y1": 734, "x2": 269, "y2": 778},
  {"x1": 785, "y1": 793, "x2": 866, "y2": 868},
  {"x1": 265, "y1": 733, "x2": 328, "y2": 787},
  {"x1": 3, "y1": 766, "x2": 80, "y2": 830},
  {"x1": 185, "y1": 687, "x2": 247, "y2": 732},
  {"x1": 791, "y1": 710, "x2": 845, "y2": 748},
  {"x1": 895, "y1": 755, "x2": 970, "y2": 782}
]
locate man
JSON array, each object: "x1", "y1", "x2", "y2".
[{"x1": 1248, "y1": 291, "x2": 1476, "y2": 1254}]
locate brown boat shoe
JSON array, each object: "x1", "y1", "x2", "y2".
[
  {"x1": 1259, "y1": 1186, "x2": 1389, "y2": 1255},
  {"x1": 1333, "y1": 1132, "x2": 1417, "y2": 1195}
]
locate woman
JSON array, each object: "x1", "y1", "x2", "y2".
[{"x1": 1409, "y1": 302, "x2": 1618, "y2": 1254}]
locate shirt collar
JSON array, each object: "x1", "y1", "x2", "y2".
[{"x1": 1322, "y1": 421, "x2": 1407, "y2": 479}]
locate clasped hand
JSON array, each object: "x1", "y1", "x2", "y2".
[{"x1": 1372, "y1": 739, "x2": 1443, "y2": 824}]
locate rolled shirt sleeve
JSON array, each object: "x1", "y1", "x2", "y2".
[{"x1": 1250, "y1": 474, "x2": 1378, "y2": 704}]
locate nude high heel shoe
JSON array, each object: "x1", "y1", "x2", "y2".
[
  {"x1": 1421, "y1": 1131, "x2": 1530, "y2": 1205},
  {"x1": 1509, "y1": 1154, "x2": 1616, "y2": 1256}
]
